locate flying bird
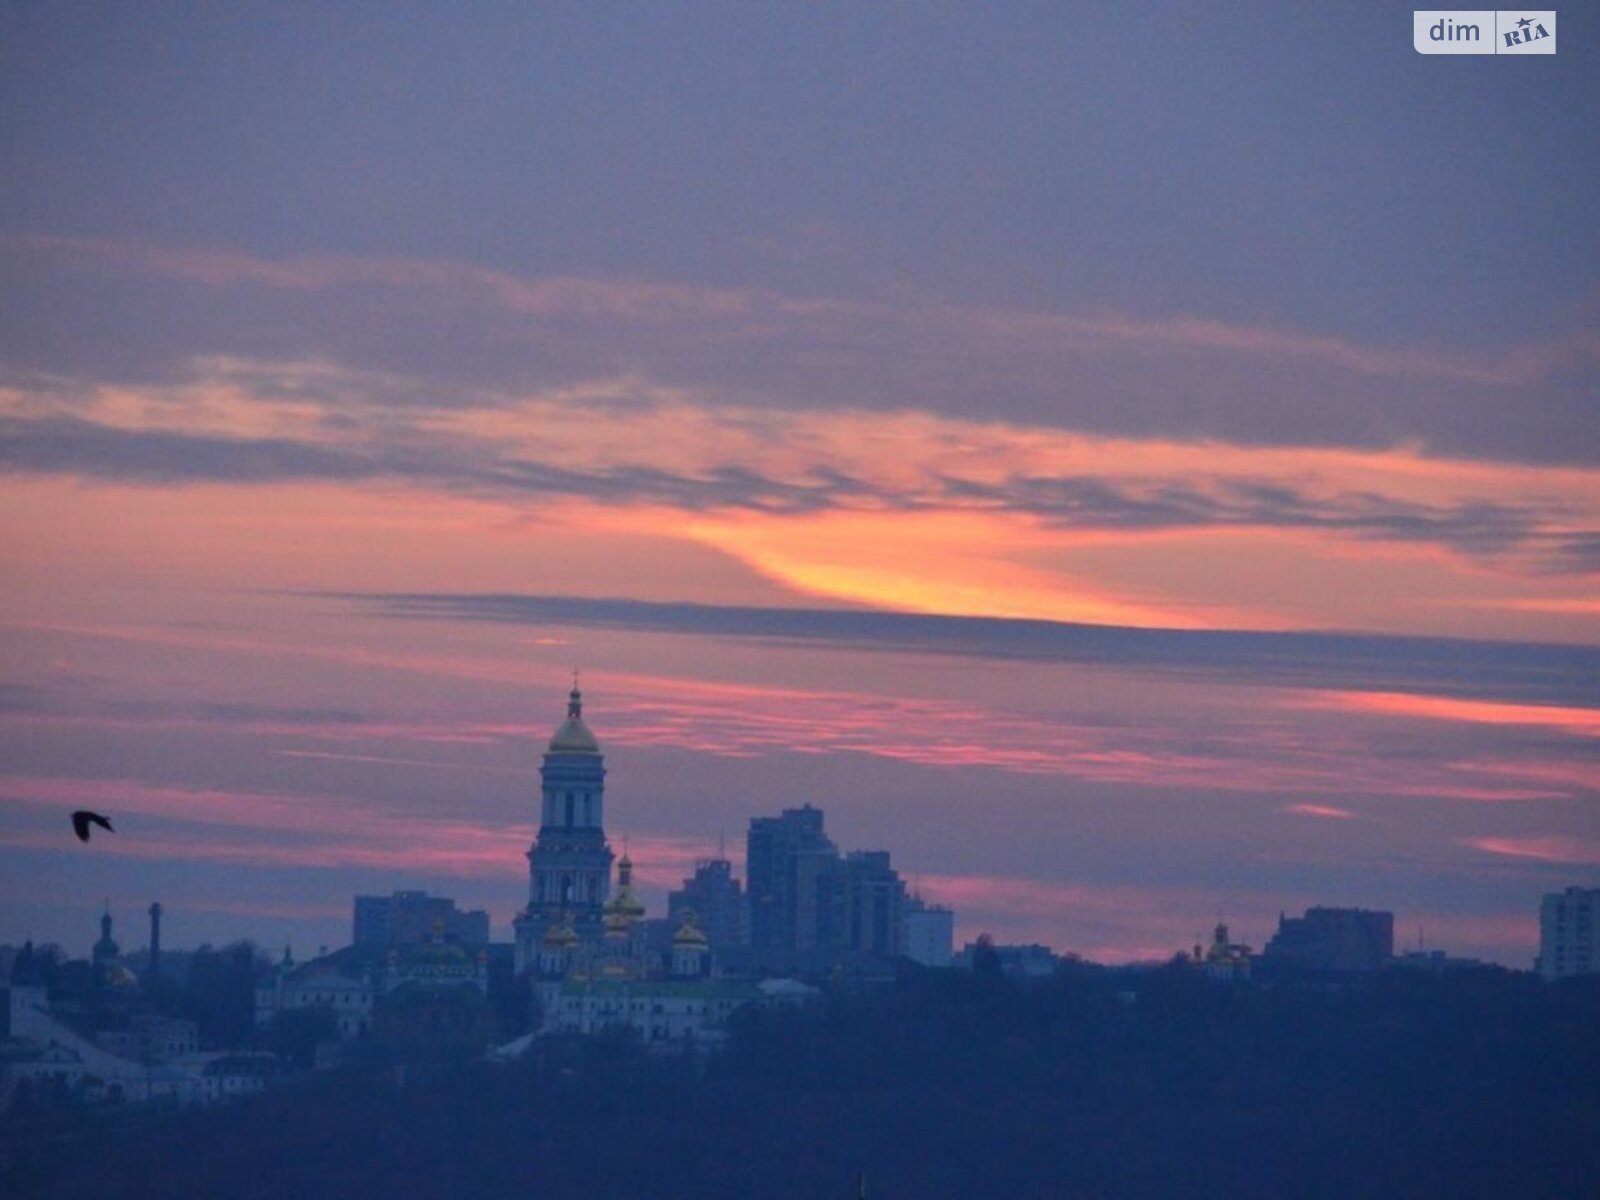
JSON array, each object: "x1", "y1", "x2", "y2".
[{"x1": 71, "y1": 810, "x2": 114, "y2": 843}]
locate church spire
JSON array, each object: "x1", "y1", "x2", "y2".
[
  {"x1": 568, "y1": 670, "x2": 582, "y2": 720},
  {"x1": 93, "y1": 904, "x2": 119, "y2": 965}
]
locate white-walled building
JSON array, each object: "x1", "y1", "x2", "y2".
[
  {"x1": 254, "y1": 952, "x2": 376, "y2": 1038},
  {"x1": 904, "y1": 900, "x2": 955, "y2": 967},
  {"x1": 1, "y1": 985, "x2": 280, "y2": 1111},
  {"x1": 254, "y1": 929, "x2": 491, "y2": 1040}
]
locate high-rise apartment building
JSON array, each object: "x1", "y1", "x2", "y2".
[
  {"x1": 745, "y1": 807, "x2": 921, "y2": 960},
  {"x1": 838, "y1": 851, "x2": 907, "y2": 957},
  {"x1": 747, "y1": 805, "x2": 841, "y2": 952},
  {"x1": 1539, "y1": 887, "x2": 1600, "y2": 980}
]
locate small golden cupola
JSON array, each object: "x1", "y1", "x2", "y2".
[
  {"x1": 673, "y1": 909, "x2": 709, "y2": 948},
  {"x1": 613, "y1": 853, "x2": 646, "y2": 921},
  {"x1": 671, "y1": 909, "x2": 711, "y2": 978},
  {"x1": 543, "y1": 911, "x2": 580, "y2": 948}
]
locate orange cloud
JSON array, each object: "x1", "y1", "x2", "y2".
[
  {"x1": 8, "y1": 344, "x2": 1597, "y2": 645},
  {"x1": 681, "y1": 509, "x2": 1215, "y2": 628}
]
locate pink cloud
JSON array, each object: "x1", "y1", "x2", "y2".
[
  {"x1": 1464, "y1": 835, "x2": 1600, "y2": 865},
  {"x1": 1281, "y1": 803, "x2": 1358, "y2": 820},
  {"x1": 1304, "y1": 690, "x2": 1600, "y2": 738},
  {"x1": 9, "y1": 651, "x2": 1585, "y2": 806},
  {"x1": 592, "y1": 676, "x2": 1582, "y2": 803}
]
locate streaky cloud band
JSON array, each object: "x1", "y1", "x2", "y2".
[{"x1": 331, "y1": 591, "x2": 1600, "y2": 709}]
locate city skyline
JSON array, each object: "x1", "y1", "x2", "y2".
[
  {"x1": 5, "y1": 681, "x2": 1585, "y2": 969},
  {"x1": 2, "y1": 5, "x2": 1597, "y2": 969}
]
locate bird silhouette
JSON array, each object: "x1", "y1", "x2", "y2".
[{"x1": 71, "y1": 810, "x2": 114, "y2": 842}]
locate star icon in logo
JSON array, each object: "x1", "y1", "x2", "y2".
[{"x1": 1516, "y1": 16, "x2": 1533, "y2": 29}]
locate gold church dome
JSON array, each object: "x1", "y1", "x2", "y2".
[
  {"x1": 103, "y1": 964, "x2": 141, "y2": 991},
  {"x1": 602, "y1": 897, "x2": 634, "y2": 937},
  {"x1": 547, "y1": 685, "x2": 600, "y2": 754},
  {"x1": 673, "y1": 912, "x2": 709, "y2": 948},
  {"x1": 543, "y1": 914, "x2": 580, "y2": 947}
]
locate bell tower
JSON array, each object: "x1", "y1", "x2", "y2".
[{"x1": 514, "y1": 682, "x2": 615, "y2": 973}]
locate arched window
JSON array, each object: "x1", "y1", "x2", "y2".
[{"x1": 565, "y1": 792, "x2": 575, "y2": 825}]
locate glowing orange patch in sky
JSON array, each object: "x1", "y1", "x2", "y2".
[
  {"x1": 681, "y1": 509, "x2": 1222, "y2": 627},
  {"x1": 4, "y1": 358, "x2": 1598, "y2": 642}
]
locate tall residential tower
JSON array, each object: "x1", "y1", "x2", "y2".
[{"x1": 1539, "y1": 887, "x2": 1600, "y2": 980}]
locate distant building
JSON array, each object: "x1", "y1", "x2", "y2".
[
  {"x1": 955, "y1": 941, "x2": 1062, "y2": 977},
  {"x1": 1188, "y1": 922, "x2": 1252, "y2": 982},
  {"x1": 353, "y1": 890, "x2": 489, "y2": 951},
  {"x1": 255, "y1": 924, "x2": 490, "y2": 1042},
  {"x1": 1263, "y1": 907, "x2": 1393, "y2": 972},
  {"x1": 747, "y1": 805, "x2": 841, "y2": 953},
  {"x1": 838, "y1": 851, "x2": 908, "y2": 957},
  {"x1": 537, "y1": 976, "x2": 762, "y2": 1046},
  {"x1": 91, "y1": 906, "x2": 120, "y2": 968},
  {"x1": 741, "y1": 806, "x2": 952, "y2": 971},
  {"x1": 255, "y1": 950, "x2": 377, "y2": 1039},
  {"x1": 2, "y1": 984, "x2": 283, "y2": 1111},
  {"x1": 95, "y1": 1014, "x2": 200, "y2": 1060},
  {"x1": 529, "y1": 860, "x2": 762, "y2": 1049},
  {"x1": 1392, "y1": 950, "x2": 1488, "y2": 974},
  {"x1": 668, "y1": 856, "x2": 750, "y2": 950},
  {"x1": 904, "y1": 898, "x2": 955, "y2": 967},
  {"x1": 147, "y1": 902, "x2": 164, "y2": 986},
  {"x1": 1539, "y1": 887, "x2": 1600, "y2": 981},
  {"x1": 0, "y1": 942, "x2": 63, "y2": 986}
]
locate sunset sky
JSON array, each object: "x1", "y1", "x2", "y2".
[{"x1": 1, "y1": 4, "x2": 1595, "y2": 966}]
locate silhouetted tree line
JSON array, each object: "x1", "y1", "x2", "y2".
[{"x1": 6, "y1": 962, "x2": 1599, "y2": 1200}]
